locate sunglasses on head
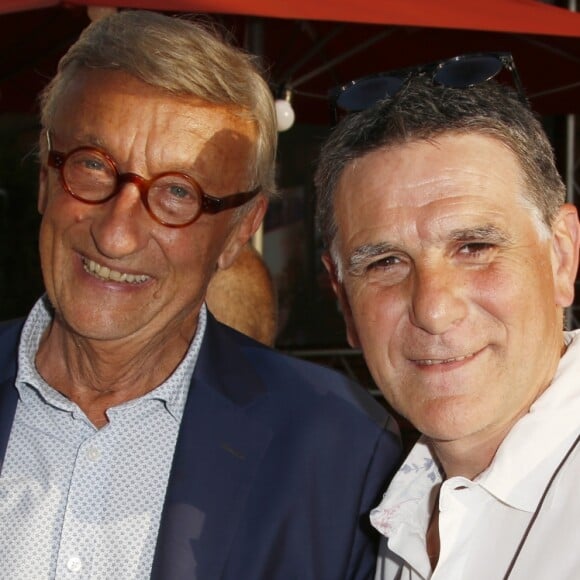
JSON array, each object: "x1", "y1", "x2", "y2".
[{"x1": 330, "y1": 52, "x2": 527, "y2": 121}]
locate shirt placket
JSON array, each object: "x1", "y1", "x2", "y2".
[
  {"x1": 433, "y1": 478, "x2": 485, "y2": 579},
  {"x1": 55, "y1": 425, "x2": 107, "y2": 579}
]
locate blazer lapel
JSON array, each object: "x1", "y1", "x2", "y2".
[
  {"x1": 0, "y1": 320, "x2": 23, "y2": 473},
  {"x1": 0, "y1": 378, "x2": 18, "y2": 473},
  {"x1": 151, "y1": 315, "x2": 273, "y2": 580}
]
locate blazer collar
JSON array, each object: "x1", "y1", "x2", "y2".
[{"x1": 191, "y1": 311, "x2": 268, "y2": 406}]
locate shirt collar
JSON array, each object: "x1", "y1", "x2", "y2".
[
  {"x1": 370, "y1": 438, "x2": 441, "y2": 577},
  {"x1": 371, "y1": 437, "x2": 443, "y2": 538},
  {"x1": 371, "y1": 329, "x2": 580, "y2": 538},
  {"x1": 144, "y1": 304, "x2": 206, "y2": 421}
]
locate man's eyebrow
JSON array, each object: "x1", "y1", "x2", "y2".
[
  {"x1": 448, "y1": 224, "x2": 511, "y2": 244},
  {"x1": 347, "y1": 242, "x2": 398, "y2": 275},
  {"x1": 59, "y1": 132, "x2": 107, "y2": 151},
  {"x1": 345, "y1": 225, "x2": 511, "y2": 274}
]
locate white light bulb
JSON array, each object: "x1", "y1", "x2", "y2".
[{"x1": 275, "y1": 98, "x2": 295, "y2": 132}]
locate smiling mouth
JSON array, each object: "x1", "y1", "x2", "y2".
[
  {"x1": 83, "y1": 258, "x2": 150, "y2": 284},
  {"x1": 415, "y1": 353, "x2": 476, "y2": 366}
]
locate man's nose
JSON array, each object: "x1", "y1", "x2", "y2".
[
  {"x1": 89, "y1": 183, "x2": 150, "y2": 259},
  {"x1": 409, "y1": 262, "x2": 468, "y2": 335}
]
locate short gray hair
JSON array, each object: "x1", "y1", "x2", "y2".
[
  {"x1": 40, "y1": 9, "x2": 277, "y2": 198},
  {"x1": 315, "y1": 75, "x2": 565, "y2": 251}
]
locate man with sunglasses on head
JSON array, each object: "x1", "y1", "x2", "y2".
[
  {"x1": 315, "y1": 53, "x2": 580, "y2": 579},
  {"x1": 0, "y1": 10, "x2": 401, "y2": 579}
]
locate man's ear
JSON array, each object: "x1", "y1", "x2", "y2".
[
  {"x1": 321, "y1": 251, "x2": 361, "y2": 348},
  {"x1": 550, "y1": 203, "x2": 580, "y2": 308},
  {"x1": 37, "y1": 165, "x2": 49, "y2": 215},
  {"x1": 217, "y1": 195, "x2": 268, "y2": 270}
]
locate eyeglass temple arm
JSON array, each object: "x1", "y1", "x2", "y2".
[
  {"x1": 502, "y1": 57, "x2": 528, "y2": 105},
  {"x1": 45, "y1": 129, "x2": 53, "y2": 153},
  {"x1": 201, "y1": 186, "x2": 261, "y2": 214}
]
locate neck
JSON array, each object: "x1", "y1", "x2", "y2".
[
  {"x1": 429, "y1": 434, "x2": 505, "y2": 480},
  {"x1": 428, "y1": 383, "x2": 553, "y2": 479},
  {"x1": 35, "y1": 315, "x2": 198, "y2": 427}
]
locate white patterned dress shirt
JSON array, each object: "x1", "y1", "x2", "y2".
[{"x1": 0, "y1": 297, "x2": 206, "y2": 579}]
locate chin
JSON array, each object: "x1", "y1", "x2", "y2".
[
  {"x1": 410, "y1": 400, "x2": 482, "y2": 443},
  {"x1": 61, "y1": 310, "x2": 143, "y2": 341}
]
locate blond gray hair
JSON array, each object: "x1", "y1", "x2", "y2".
[{"x1": 40, "y1": 9, "x2": 277, "y2": 198}]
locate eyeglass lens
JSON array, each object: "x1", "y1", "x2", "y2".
[
  {"x1": 63, "y1": 148, "x2": 201, "y2": 226},
  {"x1": 434, "y1": 56, "x2": 505, "y2": 88},
  {"x1": 335, "y1": 75, "x2": 405, "y2": 114}
]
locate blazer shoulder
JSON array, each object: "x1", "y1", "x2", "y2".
[
  {"x1": 242, "y1": 337, "x2": 394, "y2": 430},
  {"x1": 0, "y1": 318, "x2": 25, "y2": 370},
  {"x1": 202, "y1": 316, "x2": 400, "y2": 437},
  {"x1": 0, "y1": 317, "x2": 26, "y2": 337}
]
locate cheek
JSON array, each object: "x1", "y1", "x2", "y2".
[
  {"x1": 348, "y1": 284, "x2": 404, "y2": 349},
  {"x1": 42, "y1": 190, "x2": 94, "y2": 233},
  {"x1": 347, "y1": 291, "x2": 405, "y2": 403},
  {"x1": 161, "y1": 222, "x2": 229, "y2": 281},
  {"x1": 470, "y1": 260, "x2": 549, "y2": 324},
  {"x1": 38, "y1": 197, "x2": 77, "y2": 262}
]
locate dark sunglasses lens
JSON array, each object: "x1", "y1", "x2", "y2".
[
  {"x1": 336, "y1": 75, "x2": 405, "y2": 112},
  {"x1": 434, "y1": 56, "x2": 504, "y2": 88}
]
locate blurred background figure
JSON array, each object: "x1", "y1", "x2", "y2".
[{"x1": 207, "y1": 243, "x2": 278, "y2": 346}]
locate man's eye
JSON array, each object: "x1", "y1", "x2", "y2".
[
  {"x1": 71, "y1": 156, "x2": 107, "y2": 173},
  {"x1": 459, "y1": 242, "x2": 494, "y2": 256},
  {"x1": 152, "y1": 178, "x2": 196, "y2": 202},
  {"x1": 168, "y1": 184, "x2": 192, "y2": 199},
  {"x1": 367, "y1": 255, "x2": 400, "y2": 270},
  {"x1": 83, "y1": 159, "x2": 106, "y2": 171}
]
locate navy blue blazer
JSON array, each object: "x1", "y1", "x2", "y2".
[{"x1": 0, "y1": 313, "x2": 400, "y2": 579}]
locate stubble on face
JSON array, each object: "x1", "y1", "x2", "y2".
[
  {"x1": 328, "y1": 133, "x2": 568, "y2": 469},
  {"x1": 38, "y1": 70, "x2": 260, "y2": 361}
]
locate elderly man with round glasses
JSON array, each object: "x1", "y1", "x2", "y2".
[
  {"x1": 0, "y1": 10, "x2": 401, "y2": 579},
  {"x1": 316, "y1": 53, "x2": 580, "y2": 579}
]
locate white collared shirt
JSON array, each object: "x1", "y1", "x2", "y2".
[
  {"x1": 0, "y1": 297, "x2": 206, "y2": 579},
  {"x1": 372, "y1": 330, "x2": 580, "y2": 580}
]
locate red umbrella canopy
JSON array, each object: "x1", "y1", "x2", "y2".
[
  {"x1": 1, "y1": 0, "x2": 580, "y2": 36},
  {"x1": 0, "y1": 1, "x2": 579, "y2": 119}
]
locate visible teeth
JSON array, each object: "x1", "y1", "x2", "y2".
[
  {"x1": 83, "y1": 259, "x2": 149, "y2": 284},
  {"x1": 419, "y1": 353, "x2": 474, "y2": 366}
]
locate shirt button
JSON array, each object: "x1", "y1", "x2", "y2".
[
  {"x1": 67, "y1": 556, "x2": 83, "y2": 572},
  {"x1": 86, "y1": 447, "x2": 101, "y2": 462}
]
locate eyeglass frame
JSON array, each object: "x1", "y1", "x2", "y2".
[
  {"x1": 44, "y1": 131, "x2": 261, "y2": 228},
  {"x1": 330, "y1": 51, "x2": 527, "y2": 122}
]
